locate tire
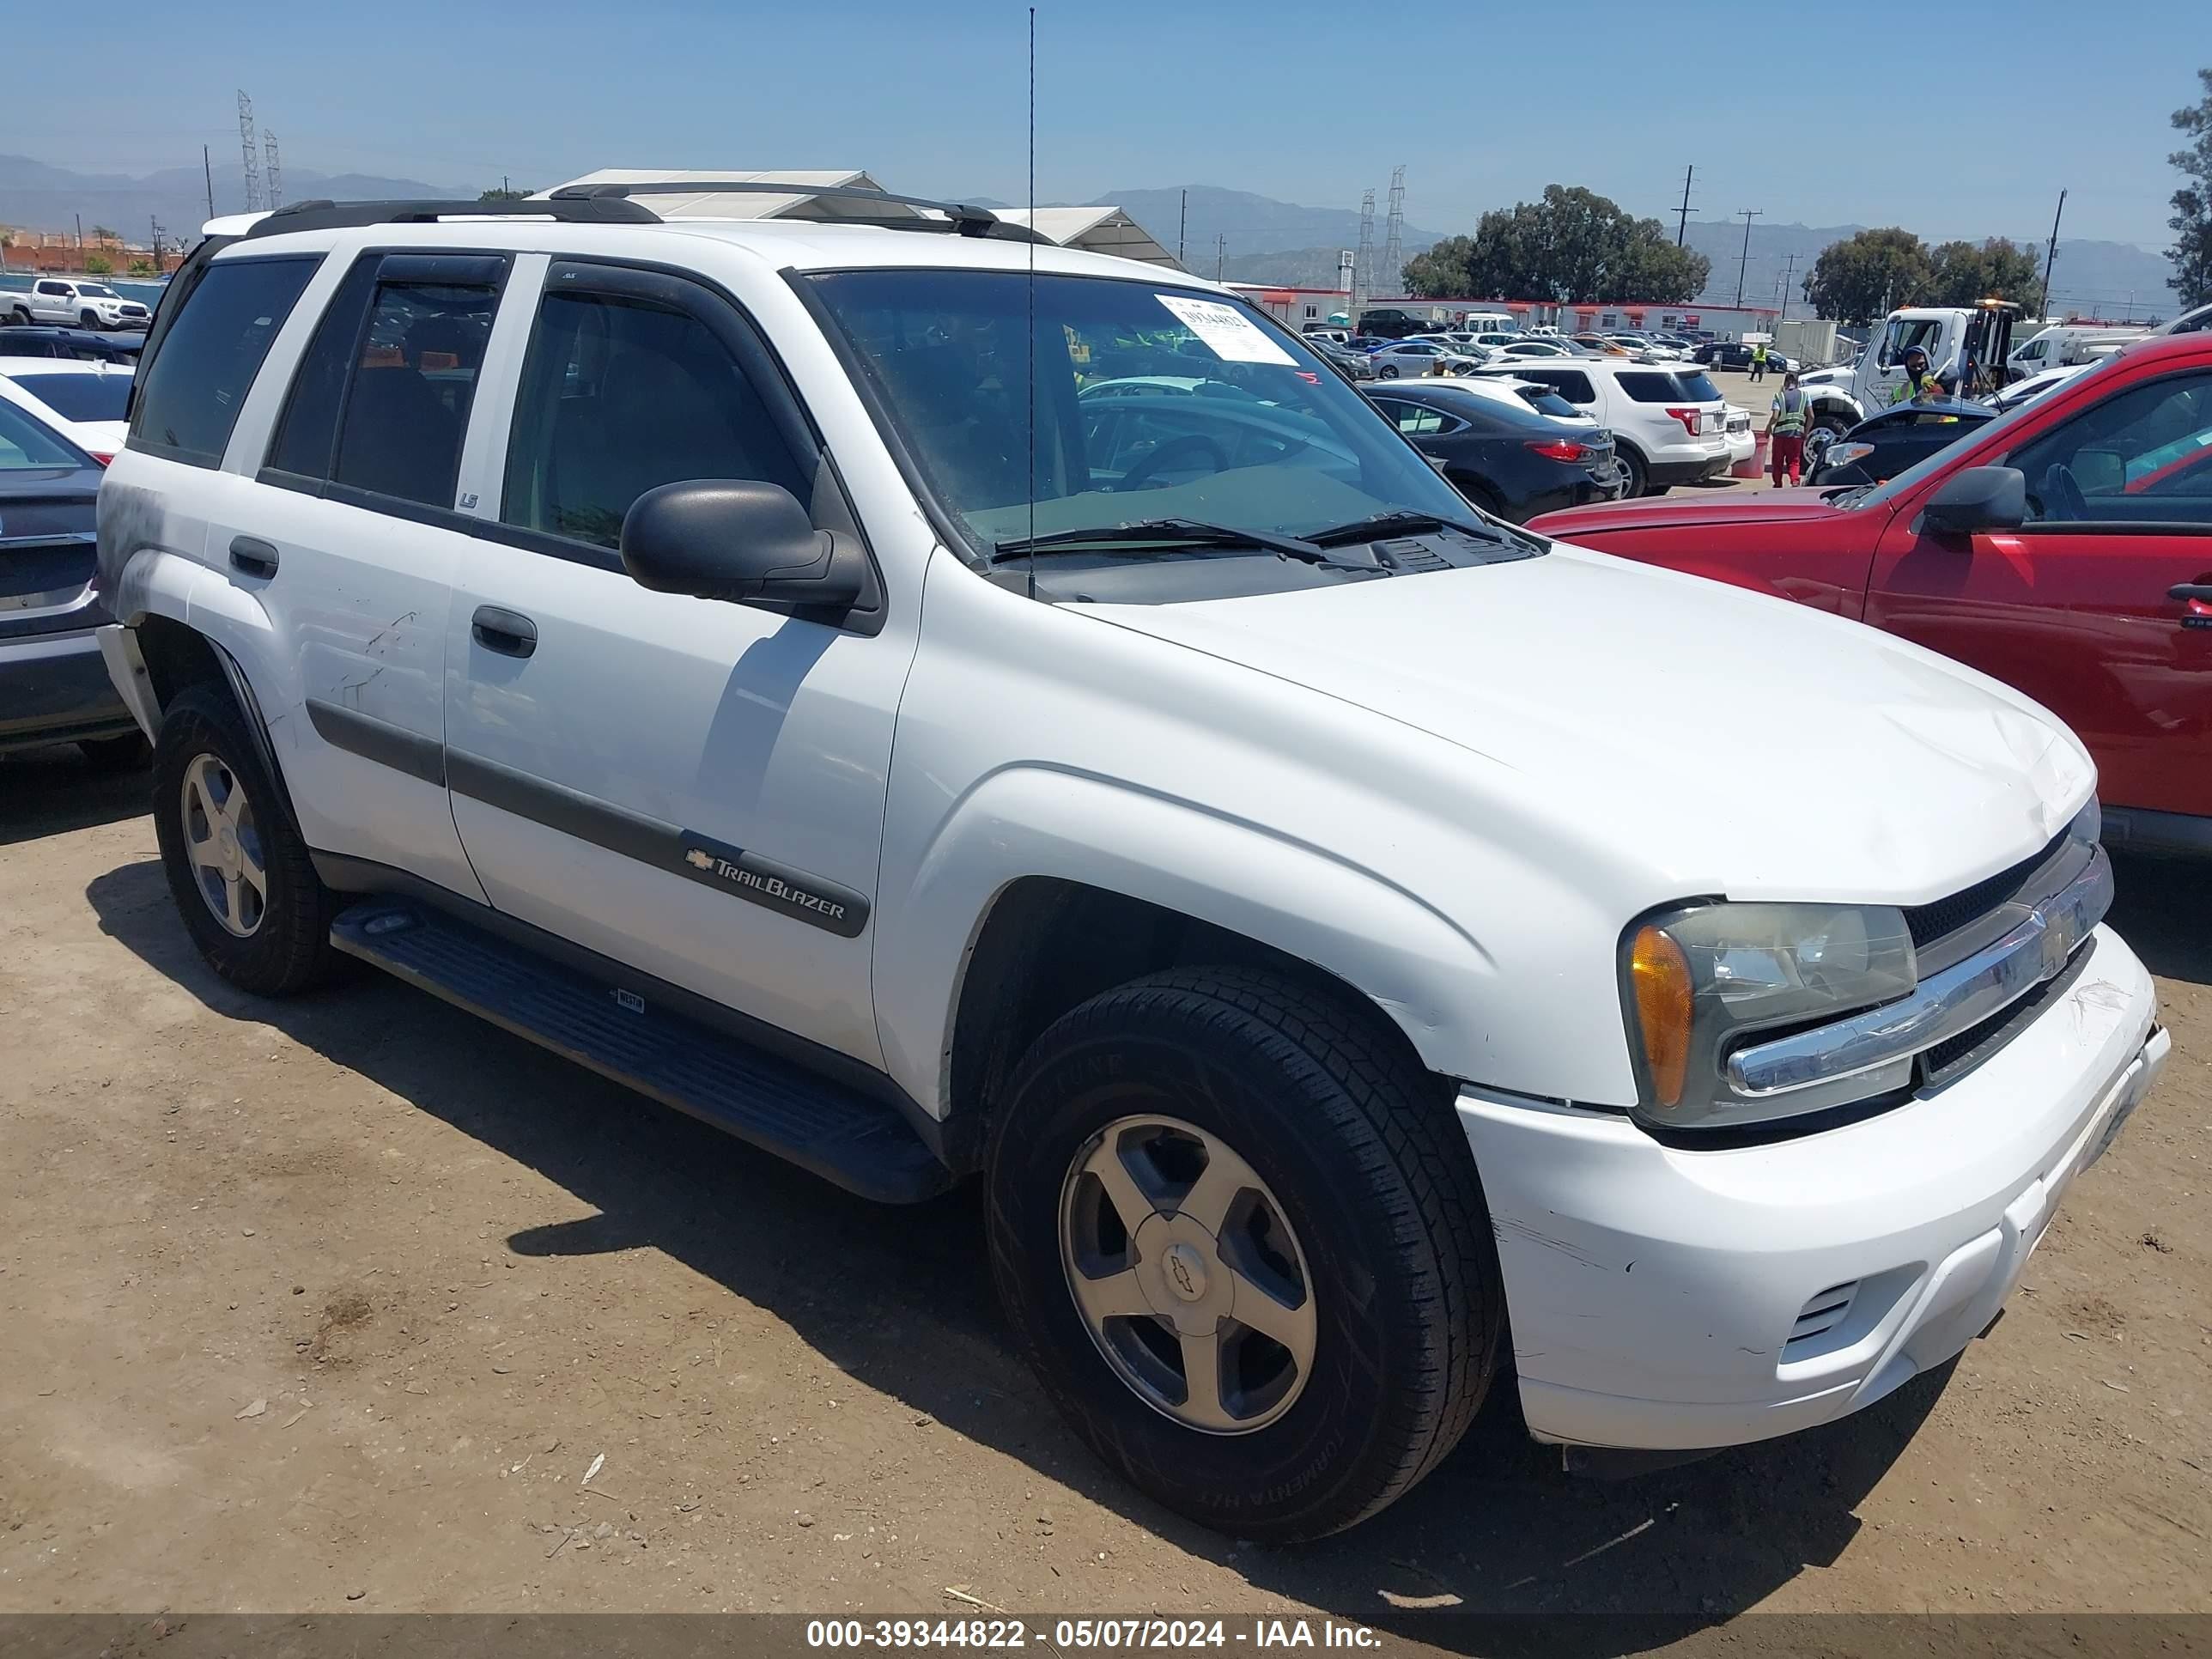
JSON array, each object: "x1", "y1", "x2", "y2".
[
  {"x1": 80, "y1": 310, "x2": 100, "y2": 330},
  {"x1": 987, "y1": 968, "x2": 1501, "y2": 1541},
  {"x1": 151, "y1": 682, "x2": 338, "y2": 996},
  {"x1": 5, "y1": 306, "x2": 29, "y2": 326},
  {"x1": 1618, "y1": 445, "x2": 1650, "y2": 498},
  {"x1": 77, "y1": 732, "x2": 151, "y2": 771},
  {"x1": 1377, "y1": 363, "x2": 1399, "y2": 380},
  {"x1": 1453, "y1": 477, "x2": 1510, "y2": 521}
]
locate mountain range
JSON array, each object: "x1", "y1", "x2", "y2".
[{"x1": 4, "y1": 157, "x2": 2181, "y2": 321}]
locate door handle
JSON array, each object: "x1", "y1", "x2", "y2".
[
  {"x1": 228, "y1": 535, "x2": 279, "y2": 578},
  {"x1": 471, "y1": 605, "x2": 538, "y2": 658},
  {"x1": 2168, "y1": 584, "x2": 2212, "y2": 602}
]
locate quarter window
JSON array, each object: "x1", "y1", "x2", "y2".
[
  {"x1": 502, "y1": 287, "x2": 808, "y2": 550},
  {"x1": 129, "y1": 256, "x2": 318, "y2": 465}
]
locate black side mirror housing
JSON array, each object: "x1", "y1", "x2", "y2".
[
  {"x1": 620, "y1": 480, "x2": 866, "y2": 610},
  {"x1": 1923, "y1": 465, "x2": 2027, "y2": 537}
]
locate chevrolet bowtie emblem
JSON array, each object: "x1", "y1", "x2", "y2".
[{"x1": 684, "y1": 848, "x2": 714, "y2": 871}]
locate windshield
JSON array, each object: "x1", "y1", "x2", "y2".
[
  {"x1": 6, "y1": 371, "x2": 131, "y2": 422},
  {"x1": 806, "y1": 270, "x2": 1479, "y2": 554}
]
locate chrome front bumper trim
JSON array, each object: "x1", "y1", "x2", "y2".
[{"x1": 1728, "y1": 846, "x2": 2114, "y2": 1098}]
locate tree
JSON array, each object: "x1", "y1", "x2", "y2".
[
  {"x1": 1803, "y1": 228, "x2": 1933, "y2": 324},
  {"x1": 477, "y1": 186, "x2": 532, "y2": 205},
  {"x1": 89, "y1": 224, "x2": 118, "y2": 246},
  {"x1": 83, "y1": 253, "x2": 114, "y2": 275},
  {"x1": 1928, "y1": 237, "x2": 2042, "y2": 307},
  {"x1": 127, "y1": 257, "x2": 155, "y2": 276},
  {"x1": 2170, "y1": 66, "x2": 2212, "y2": 309},
  {"x1": 1401, "y1": 185, "x2": 1710, "y2": 303}
]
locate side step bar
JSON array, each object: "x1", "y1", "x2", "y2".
[{"x1": 329, "y1": 901, "x2": 953, "y2": 1204}]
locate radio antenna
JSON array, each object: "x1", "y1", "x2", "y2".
[{"x1": 1025, "y1": 5, "x2": 1038, "y2": 603}]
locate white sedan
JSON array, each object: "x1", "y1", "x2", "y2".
[
  {"x1": 1367, "y1": 341, "x2": 1480, "y2": 380},
  {"x1": 0, "y1": 357, "x2": 133, "y2": 461}
]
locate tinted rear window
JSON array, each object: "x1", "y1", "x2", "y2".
[
  {"x1": 1674, "y1": 370, "x2": 1722, "y2": 402},
  {"x1": 1617, "y1": 372, "x2": 1679, "y2": 403},
  {"x1": 1516, "y1": 387, "x2": 1581, "y2": 419},
  {"x1": 131, "y1": 256, "x2": 318, "y2": 465},
  {"x1": 7, "y1": 372, "x2": 131, "y2": 423}
]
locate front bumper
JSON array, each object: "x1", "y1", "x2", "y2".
[
  {"x1": 0, "y1": 627, "x2": 138, "y2": 753},
  {"x1": 1460, "y1": 923, "x2": 2164, "y2": 1453}
]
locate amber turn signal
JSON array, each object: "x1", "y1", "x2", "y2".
[{"x1": 1629, "y1": 925, "x2": 1692, "y2": 1107}]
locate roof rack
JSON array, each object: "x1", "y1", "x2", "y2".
[
  {"x1": 546, "y1": 179, "x2": 1048, "y2": 244},
  {"x1": 243, "y1": 196, "x2": 659, "y2": 239}
]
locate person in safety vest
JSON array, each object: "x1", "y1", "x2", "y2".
[
  {"x1": 1749, "y1": 339, "x2": 1769, "y2": 382},
  {"x1": 1893, "y1": 344, "x2": 1945, "y2": 404},
  {"x1": 1766, "y1": 371, "x2": 1813, "y2": 486}
]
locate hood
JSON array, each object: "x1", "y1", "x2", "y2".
[
  {"x1": 1085, "y1": 545, "x2": 2092, "y2": 905},
  {"x1": 1528, "y1": 488, "x2": 1847, "y2": 538}
]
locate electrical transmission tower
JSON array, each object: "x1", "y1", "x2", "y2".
[
  {"x1": 263, "y1": 130, "x2": 283, "y2": 210},
  {"x1": 237, "y1": 90, "x2": 263, "y2": 213},
  {"x1": 1352, "y1": 190, "x2": 1376, "y2": 325},
  {"x1": 1382, "y1": 165, "x2": 1406, "y2": 295}
]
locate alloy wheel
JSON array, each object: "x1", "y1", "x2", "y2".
[{"x1": 179, "y1": 752, "x2": 268, "y2": 938}]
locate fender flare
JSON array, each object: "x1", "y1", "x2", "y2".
[{"x1": 873, "y1": 765, "x2": 1502, "y2": 1117}]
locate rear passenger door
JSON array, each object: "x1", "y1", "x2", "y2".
[
  {"x1": 228, "y1": 250, "x2": 510, "y2": 899},
  {"x1": 440, "y1": 259, "x2": 907, "y2": 1066}
]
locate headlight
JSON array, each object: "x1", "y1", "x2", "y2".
[
  {"x1": 1621, "y1": 902, "x2": 1917, "y2": 1130},
  {"x1": 1824, "y1": 441, "x2": 1875, "y2": 469}
]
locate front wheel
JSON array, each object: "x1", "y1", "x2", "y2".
[
  {"x1": 988, "y1": 969, "x2": 1501, "y2": 1541},
  {"x1": 151, "y1": 683, "x2": 339, "y2": 995},
  {"x1": 80, "y1": 310, "x2": 100, "y2": 330}
]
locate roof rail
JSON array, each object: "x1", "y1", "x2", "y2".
[
  {"x1": 243, "y1": 196, "x2": 659, "y2": 239},
  {"x1": 546, "y1": 179, "x2": 1048, "y2": 244}
]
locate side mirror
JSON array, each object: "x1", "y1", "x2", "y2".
[
  {"x1": 620, "y1": 480, "x2": 865, "y2": 610},
  {"x1": 1923, "y1": 465, "x2": 2027, "y2": 537}
]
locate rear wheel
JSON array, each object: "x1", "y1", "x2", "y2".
[
  {"x1": 1377, "y1": 363, "x2": 1400, "y2": 380},
  {"x1": 1618, "y1": 445, "x2": 1650, "y2": 498},
  {"x1": 152, "y1": 683, "x2": 339, "y2": 996},
  {"x1": 988, "y1": 969, "x2": 1501, "y2": 1541},
  {"x1": 5, "y1": 306, "x2": 29, "y2": 326}
]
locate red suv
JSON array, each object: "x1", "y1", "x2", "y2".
[{"x1": 1529, "y1": 335, "x2": 2212, "y2": 855}]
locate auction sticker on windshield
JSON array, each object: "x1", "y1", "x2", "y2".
[{"x1": 1155, "y1": 295, "x2": 1296, "y2": 366}]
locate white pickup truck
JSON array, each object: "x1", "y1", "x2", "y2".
[
  {"x1": 5, "y1": 276, "x2": 153, "y2": 331},
  {"x1": 95, "y1": 186, "x2": 2166, "y2": 1540}
]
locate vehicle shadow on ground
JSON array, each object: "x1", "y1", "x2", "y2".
[
  {"x1": 0, "y1": 748, "x2": 149, "y2": 848},
  {"x1": 2108, "y1": 850, "x2": 2212, "y2": 987},
  {"x1": 88, "y1": 854, "x2": 1951, "y2": 1647}
]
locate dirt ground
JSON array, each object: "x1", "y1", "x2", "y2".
[{"x1": 2, "y1": 742, "x2": 2207, "y2": 1643}]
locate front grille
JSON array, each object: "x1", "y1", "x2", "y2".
[
  {"x1": 1921, "y1": 934, "x2": 2097, "y2": 1089},
  {"x1": 1903, "y1": 826, "x2": 2077, "y2": 972}
]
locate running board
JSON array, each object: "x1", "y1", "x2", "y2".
[{"x1": 329, "y1": 901, "x2": 952, "y2": 1203}]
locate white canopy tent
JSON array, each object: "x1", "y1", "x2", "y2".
[{"x1": 990, "y1": 207, "x2": 1185, "y2": 270}]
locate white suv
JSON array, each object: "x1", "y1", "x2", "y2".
[
  {"x1": 8, "y1": 276, "x2": 153, "y2": 331},
  {"x1": 95, "y1": 186, "x2": 2165, "y2": 1540},
  {"x1": 1475, "y1": 357, "x2": 1730, "y2": 495}
]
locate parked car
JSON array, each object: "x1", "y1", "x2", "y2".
[
  {"x1": 0, "y1": 396, "x2": 144, "y2": 765},
  {"x1": 1489, "y1": 338, "x2": 1576, "y2": 362},
  {"x1": 0, "y1": 324, "x2": 143, "y2": 362},
  {"x1": 2155, "y1": 302, "x2": 2212, "y2": 336},
  {"x1": 1570, "y1": 333, "x2": 1635, "y2": 356},
  {"x1": 1528, "y1": 330, "x2": 2212, "y2": 854},
  {"x1": 0, "y1": 359, "x2": 133, "y2": 461},
  {"x1": 1989, "y1": 360, "x2": 2099, "y2": 413},
  {"x1": 95, "y1": 190, "x2": 2164, "y2": 1540},
  {"x1": 1353, "y1": 307, "x2": 1431, "y2": 339},
  {"x1": 1304, "y1": 335, "x2": 1378, "y2": 381},
  {"x1": 4, "y1": 277, "x2": 153, "y2": 331},
  {"x1": 1602, "y1": 331, "x2": 1680, "y2": 361},
  {"x1": 1693, "y1": 340, "x2": 1796, "y2": 374},
  {"x1": 1474, "y1": 359, "x2": 1730, "y2": 495},
  {"x1": 1720, "y1": 404, "x2": 1754, "y2": 470},
  {"x1": 1365, "y1": 380, "x2": 1629, "y2": 521},
  {"x1": 1807, "y1": 398, "x2": 2000, "y2": 486},
  {"x1": 1368, "y1": 340, "x2": 1480, "y2": 379}
]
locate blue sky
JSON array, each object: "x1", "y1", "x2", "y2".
[{"x1": 6, "y1": 0, "x2": 2198, "y2": 251}]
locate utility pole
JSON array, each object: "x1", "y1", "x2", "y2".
[
  {"x1": 1214, "y1": 234, "x2": 1224, "y2": 282},
  {"x1": 203, "y1": 144, "x2": 216, "y2": 219},
  {"x1": 76, "y1": 214, "x2": 82, "y2": 250},
  {"x1": 1733, "y1": 208, "x2": 1762, "y2": 309},
  {"x1": 149, "y1": 215, "x2": 161, "y2": 265},
  {"x1": 1674, "y1": 164, "x2": 1693, "y2": 246},
  {"x1": 2039, "y1": 187, "x2": 2067, "y2": 321},
  {"x1": 1178, "y1": 188, "x2": 1187, "y2": 267},
  {"x1": 1778, "y1": 252, "x2": 1796, "y2": 322},
  {"x1": 263, "y1": 130, "x2": 283, "y2": 210}
]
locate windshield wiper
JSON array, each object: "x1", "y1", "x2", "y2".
[
  {"x1": 1302, "y1": 509, "x2": 1516, "y2": 547},
  {"x1": 988, "y1": 517, "x2": 1372, "y2": 569}
]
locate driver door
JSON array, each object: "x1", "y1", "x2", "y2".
[{"x1": 1866, "y1": 365, "x2": 2212, "y2": 821}]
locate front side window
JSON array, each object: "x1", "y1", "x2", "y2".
[
  {"x1": 1881, "y1": 316, "x2": 1946, "y2": 365},
  {"x1": 502, "y1": 288, "x2": 807, "y2": 550},
  {"x1": 328, "y1": 278, "x2": 498, "y2": 507},
  {"x1": 805, "y1": 269, "x2": 1479, "y2": 559},
  {"x1": 131, "y1": 255, "x2": 318, "y2": 465},
  {"x1": 2008, "y1": 371, "x2": 2212, "y2": 525}
]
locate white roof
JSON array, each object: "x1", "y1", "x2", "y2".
[
  {"x1": 991, "y1": 206, "x2": 1183, "y2": 270},
  {"x1": 0, "y1": 356, "x2": 135, "y2": 376},
  {"x1": 538, "y1": 169, "x2": 911, "y2": 222}
]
